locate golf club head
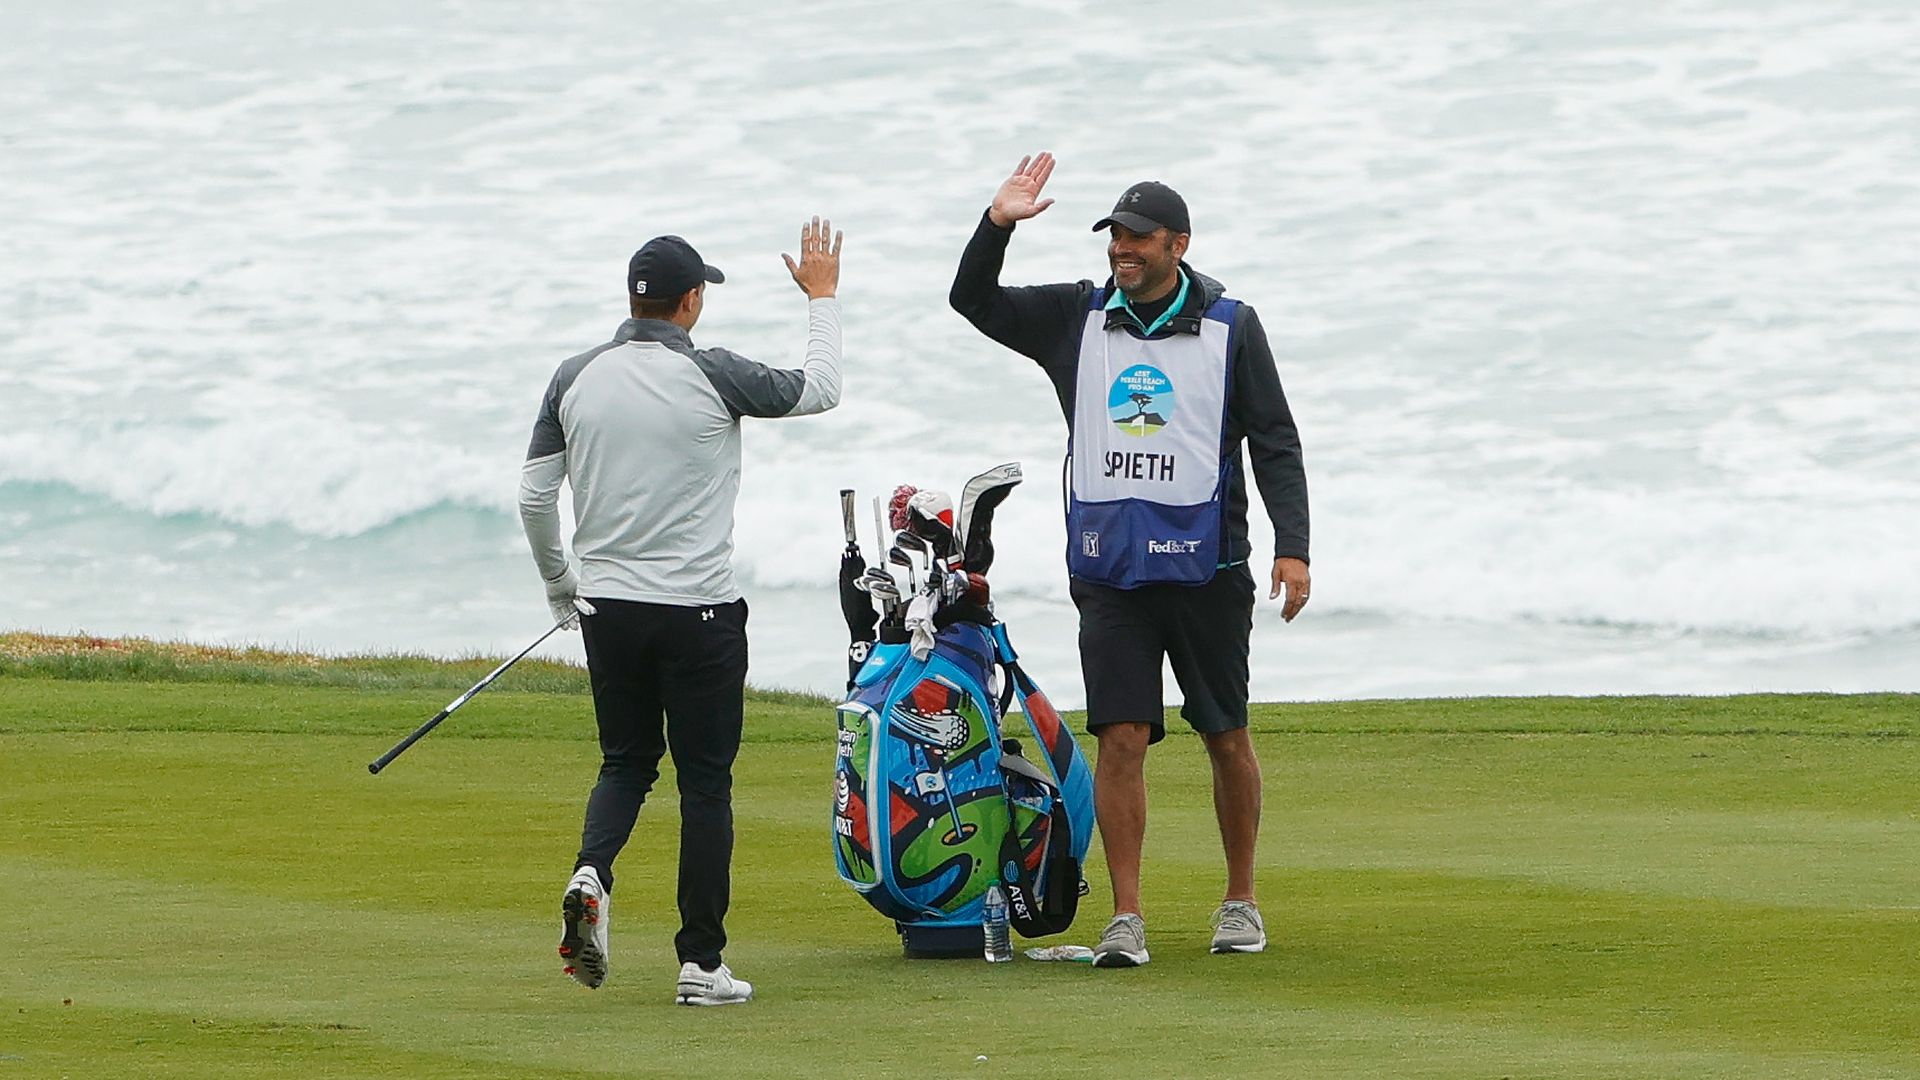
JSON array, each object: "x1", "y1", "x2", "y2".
[
  {"x1": 887, "y1": 485, "x2": 920, "y2": 531},
  {"x1": 894, "y1": 530, "x2": 940, "y2": 588},
  {"x1": 885, "y1": 544, "x2": 918, "y2": 595},
  {"x1": 905, "y1": 490, "x2": 957, "y2": 559},
  {"x1": 956, "y1": 462, "x2": 1022, "y2": 574},
  {"x1": 886, "y1": 540, "x2": 917, "y2": 569},
  {"x1": 857, "y1": 566, "x2": 902, "y2": 603}
]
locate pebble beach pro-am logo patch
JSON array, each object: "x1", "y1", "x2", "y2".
[{"x1": 1109, "y1": 364, "x2": 1174, "y2": 437}]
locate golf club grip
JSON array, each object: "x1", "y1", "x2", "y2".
[
  {"x1": 839, "y1": 488, "x2": 857, "y2": 544},
  {"x1": 368, "y1": 709, "x2": 451, "y2": 773}
]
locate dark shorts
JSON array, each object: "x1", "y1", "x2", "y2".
[{"x1": 1069, "y1": 563, "x2": 1255, "y2": 744}]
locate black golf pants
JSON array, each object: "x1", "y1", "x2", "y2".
[{"x1": 575, "y1": 596, "x2": 747, "y2": 970}]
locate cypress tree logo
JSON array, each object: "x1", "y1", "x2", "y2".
[{"x1": 1108, "y1": 364, "x2": 1174, "y2": 437}]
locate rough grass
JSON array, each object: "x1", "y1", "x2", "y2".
[
  {"x1": 0, "y1": 630, "x2": 828, "y2": 705},
  {"x1": 2, "y1": 641, "x2": 1918, "y2": 1078}
]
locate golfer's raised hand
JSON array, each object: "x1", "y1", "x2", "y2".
[
  {"x1": 783, "y1": 216, "x2": 842, "y2": 300},
  {"x1": 1271, "y1": 557, "x2": 1311, "y2": 622},
  {"x1": 988, "y1": 152, "x2": 1057, "y2": 228}
]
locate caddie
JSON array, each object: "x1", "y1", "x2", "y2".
[{"x1": 948, "y1": 153, "x2": 1309, "y2": 966}]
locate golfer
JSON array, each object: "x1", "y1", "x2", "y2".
[
  {"x1": 949, "y1": 153, "x2": 1309, "y2": 967},
  {"x1": 519, "y1": 219, "x2": 845, "y2": 1004}
]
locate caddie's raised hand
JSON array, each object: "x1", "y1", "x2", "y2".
[
  {"x1": 988, "y1": 151, "x2": 1057, "y2": 228},
  {"x1": 782, "y1": 216, "x2": 842, "y2": 300},
  {"x1": 1271, "y1": 557, "x2": 1311, "y2": 623}
]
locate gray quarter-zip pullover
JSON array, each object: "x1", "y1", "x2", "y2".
[{"x1": 518, "y1": 298, "x2": 842, "y2": 605}]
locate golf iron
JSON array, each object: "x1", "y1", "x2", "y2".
[{"x1": 367, "y1": 598, "x2": 594, "y2": 774}]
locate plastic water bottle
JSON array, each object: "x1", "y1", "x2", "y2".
[{"x1": 982, "y1": 883, "x2": 1013, "y2": 963}]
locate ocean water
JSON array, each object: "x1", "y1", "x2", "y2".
[{"x1": 3, "y1": 1, "x2": 1917, "y2": 706}]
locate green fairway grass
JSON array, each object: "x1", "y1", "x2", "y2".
[{"x1": 2, "y1": 644, "x2": 1918, "y2": 1078}]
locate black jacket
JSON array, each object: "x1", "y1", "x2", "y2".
[{"x1": 948, "y1": 210, "x2": 1309, "y2": 565}]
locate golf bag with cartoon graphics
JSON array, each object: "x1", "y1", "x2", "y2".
[{"x1": 831, "y1": 466, "x2": 1095, "y2": 955}]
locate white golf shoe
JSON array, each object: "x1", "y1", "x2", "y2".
[
  {"x1": 675, "y1": 961, "x2": 754, "y2": 1006},
  {"x1": 559, "y1": 866, "x2": 609, "y2": 988}
]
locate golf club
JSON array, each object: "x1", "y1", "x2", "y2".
[{"x1": 367, "y1": 600, "x2": 592, "y2": 774}]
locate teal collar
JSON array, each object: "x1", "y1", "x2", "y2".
[{"x1": 1105, "y1": 269, "x2": 1190, "y2": 336}]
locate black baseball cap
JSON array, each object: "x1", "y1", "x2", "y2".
[
  {"x1": 1091, "y1": 181, "x2": 1191, "y2": 235},
  {"x1": 627, "y1": 235, "x2": 724, "y2": 300}
]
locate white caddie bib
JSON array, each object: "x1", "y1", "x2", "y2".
[{"x1": 1066, "y1": 296, "x2": 1235, "y2": 586}]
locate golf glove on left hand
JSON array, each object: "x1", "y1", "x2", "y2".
[{"x1": 544, "y1": 565, "x2": 591, "y2": 628}]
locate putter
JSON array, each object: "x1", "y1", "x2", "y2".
[{"x1": 367, "y1": 600, "x2": 592, "y2": 774}]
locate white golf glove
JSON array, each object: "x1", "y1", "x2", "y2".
[{"x1": 543, "y1": 565, "x2": 593, "y2": 628}]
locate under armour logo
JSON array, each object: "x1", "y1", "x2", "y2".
[
  {"x1": 1127, "y1": 192, "x2": 1142, "y2": 203},
  {"x1": 701, "y1": 609, "x2": 714, "y2": 621}
]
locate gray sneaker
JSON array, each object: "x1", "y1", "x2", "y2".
[
  {"x1": 1209, "y1": 900, "x2": 1267, "y2": 954},
  {"x1": 1092, "y1": 913, "x2": 1150, "y2": 968}
]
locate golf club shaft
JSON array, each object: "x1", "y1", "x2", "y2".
[
  {"x1": 840, "y1": 488, "x2": 858, "y2": 546},
  {"x1": 871, "y1": 495, "x2": 898, "y2": 619},
  {"x1": 367, "y1": 614, "x2": 572, "y2": 774}
]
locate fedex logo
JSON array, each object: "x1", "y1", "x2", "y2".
[{"x1": 1147, "y1": 539, "x2": 1202, "y2": 554}]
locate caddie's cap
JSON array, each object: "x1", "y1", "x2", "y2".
[
  {"x1": 627, "y1": 235, "x2": 724, "y2": 299},
  {"x1": 1090, "y1": 180, "x2": 1191, "y2": 235}
]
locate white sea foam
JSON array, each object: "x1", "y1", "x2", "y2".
[{"x1": 3, "y1": 1, "x2": 1917, "y2": 694}]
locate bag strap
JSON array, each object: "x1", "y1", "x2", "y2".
[
  {"x1": 988, "y1": 622, "x2": 1083, "y2": 936},
  {"x1": 995, "y1": 740, "x2": 1082, "y2": 938},
  {"x1": 990, "y1": 621, "x2": 1039, "y2": 732},
  {"x1": 997, "y1": 743, "x2": 1051, "y2": 785}
]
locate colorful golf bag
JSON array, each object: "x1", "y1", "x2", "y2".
[
  {"x1": 832, "y1": 618, "x2": 1093, "y2": 953},
  {"x1": 830, "y1": 464, "x2": 1094, "y2": 955}
]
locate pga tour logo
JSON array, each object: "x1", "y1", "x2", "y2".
[
  {"x1": 1148, "y1": 539, "x2": 1202, "y2": 554},
  {"x1": 1081, "y1": 531, "x2": 1100, "y2": 558}
]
